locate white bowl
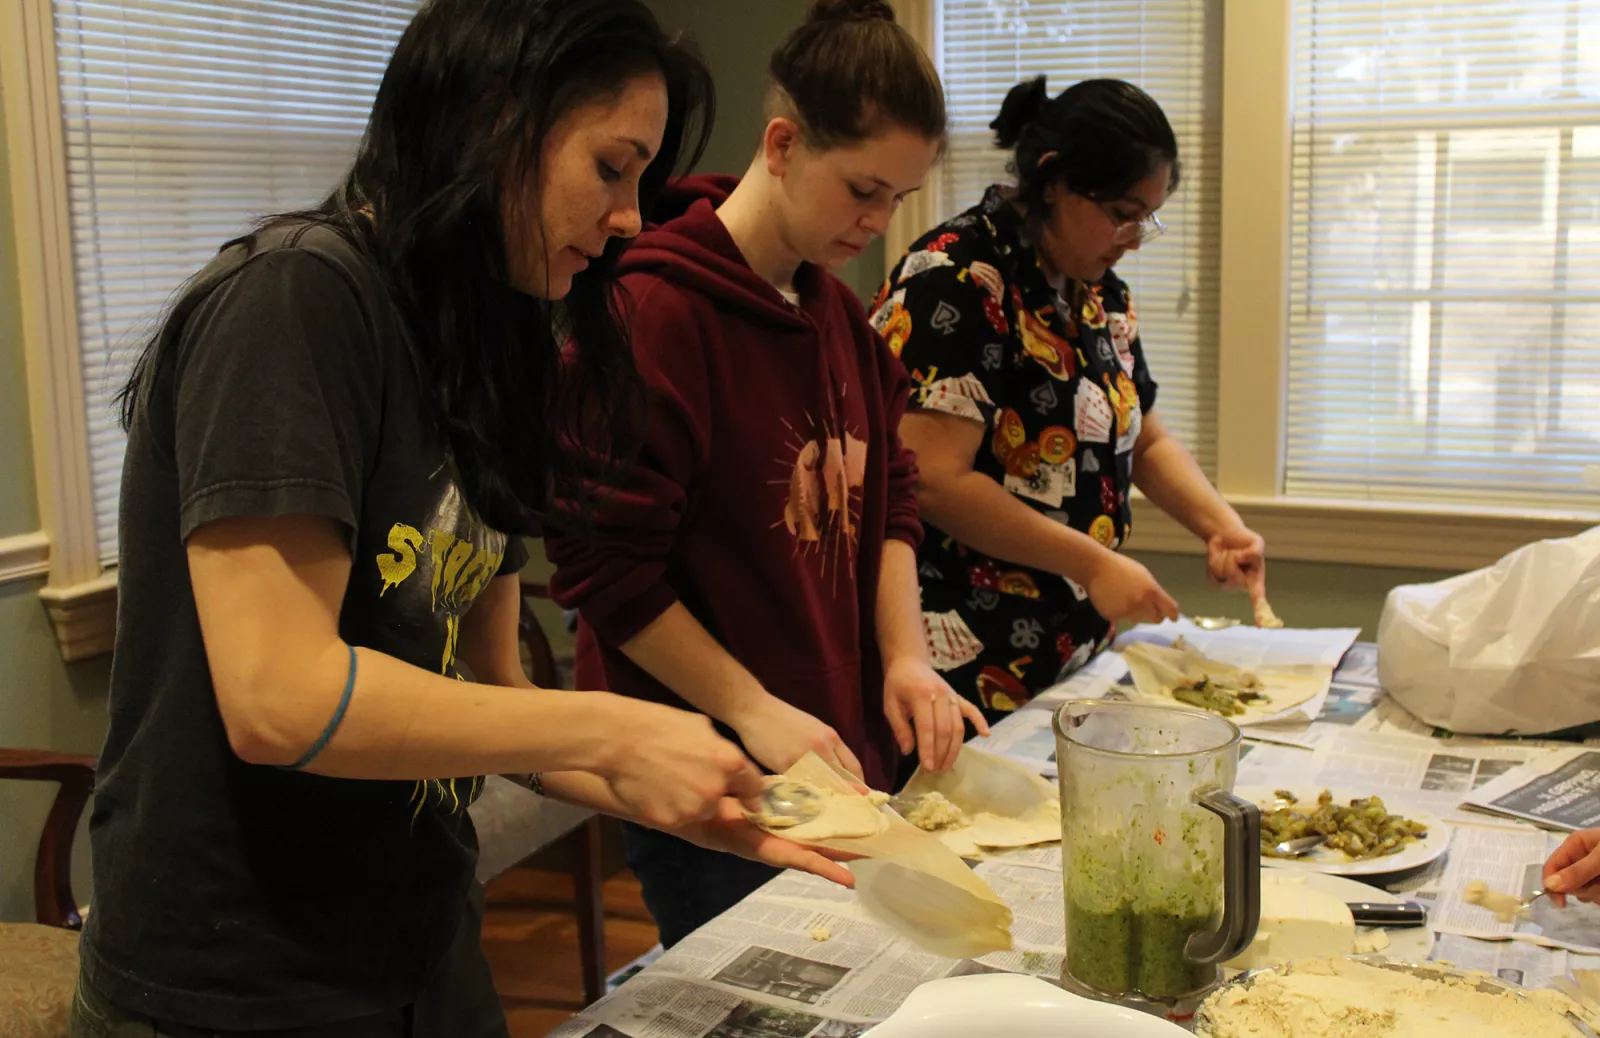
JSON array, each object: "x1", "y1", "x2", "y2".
[{"x1": 862, "y1": 974, "x2": 1190, "y2": 1037}]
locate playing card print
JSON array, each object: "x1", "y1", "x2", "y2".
[
  {"x1": 923, "y1": 610, "x2": 984, "y2": 671},
  {"x1": 919, "y1": 373, "x2": 995, "y2": 424},
  {"x1": 1074, "y1": 379, "x2": 1115, "y2": 444}
]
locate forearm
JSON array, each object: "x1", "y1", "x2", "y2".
[
  {"x1": 1132, "y1": 435, "x2": 1241, "y2": 541},
  {"x1": 619, "y1": 602, "x2": 776, "y2": 728},
  {"x1": 225, "y1": 640, "x2": 626, "y2": 780},
  {"x1": 876, "y1": 540, "x2": 930, "y2": 668},
  {"x1": 540, "y1": 769, "x2": 630, "y2": 814},
  {"x1": 918, "y1": 470, "x2": 1111, "y2": 585},
  {"x1": 537, "y1": 769, "x2": 707, "y2": 830}
]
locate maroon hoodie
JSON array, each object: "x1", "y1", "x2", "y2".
[{"x1": 545, "y1": 174, "x2": 921, "y2": 791}]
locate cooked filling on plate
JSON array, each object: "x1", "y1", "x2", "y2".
[{"x1": 1261, "y1": 789, "x2": 1428, "y2": 861}]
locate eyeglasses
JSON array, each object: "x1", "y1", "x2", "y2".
[{"x1": 1094, "y1": 199, "x2": 1166, "y2": 245}]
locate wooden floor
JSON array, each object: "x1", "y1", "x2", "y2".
[{"x1": 482, "y1": 855, "x2": 660, "y2": 1038}]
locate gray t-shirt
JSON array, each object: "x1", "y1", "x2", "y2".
[{"x1": 82, "y1": 220, "x2": 527, "y2": 1030}]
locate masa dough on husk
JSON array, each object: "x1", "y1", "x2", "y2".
[
  {"x1": 1121, "y1": 639, "x2": 1329, "y2": 725},
  {"x1": 751, "y1": 753, "x2": 1013, "y2": 959},
  {"x1": 898, "y1": 746, "x2": 1060, "y2": 858}
]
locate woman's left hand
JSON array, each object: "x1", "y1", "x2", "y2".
[
  {"x1": 884, "y1": 657, "x2": 990, "y2": 773},
  {"x1": 674, "y1": 798, "x2": 860, "y2": 888},
  {"x1": 1206, "y1": 526, "x2": 1267, "y2": 598}
]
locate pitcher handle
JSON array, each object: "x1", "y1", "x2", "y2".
[{"x1": 1185, "y1": 788, "x2": 1262, "y2": 966}]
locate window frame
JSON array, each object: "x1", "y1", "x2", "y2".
[
  {"x1": 897, "y1": 0, "x2": 1593, "y2": 574},
  {"x1": 1, "y1": 0, "x2": 115, "y2": 660}
]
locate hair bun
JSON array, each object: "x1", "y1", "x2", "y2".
[
  {"x1": 808, "y1": 0, "x2": 897, "y2": 24},
  {"x1": 990, "y1": 74, "x2": 1049, "y2": 148}
]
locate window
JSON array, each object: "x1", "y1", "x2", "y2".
[
  {"x1": 1285, "y1": 0, "x2": 1600, "y2": 511},
  {"x1": 930, "y1": 0, "x2": 1223, "y2": 472},
  {"x1": 52, "y1": 0, "x2": 421, "y2": 563}
]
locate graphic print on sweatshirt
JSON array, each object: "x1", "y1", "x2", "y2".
[{"x1": 773, "y1": 407, "x2": 867, "y2": 595}]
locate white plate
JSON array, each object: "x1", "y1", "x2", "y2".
[
  {"x1": 861, "y1": 974, "x2": 1188, "y2": 1037},
  {"x1": 1239, "y1": 785, "x2": 1450, "y2": 877},
  {"x1": 1294, "y1": 871, "x2": 1435, "y2": 962}
]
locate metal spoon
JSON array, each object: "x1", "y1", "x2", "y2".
[
  {"x1": 1192, "y1": 615, "x2": 1242, "y2": 631},
  {"x1": 1268, "y1": 834, "x2": 1327, "y2": 858},
  {"x1": 1466, "y1": 880, "x2": 1548, "y2": 921},
  {"x1": 750, "y1": 779, "x2": 826, "y2": 828},
  {"x1": 887, "y1": 794, "x2": 920, "y2": 816}
]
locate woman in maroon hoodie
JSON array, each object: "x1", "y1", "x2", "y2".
[{"x1": 547, "y1": 0, "x2": 987, "y2": 945}]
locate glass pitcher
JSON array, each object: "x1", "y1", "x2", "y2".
[{"x1": 1054, "y1": 700, "x2": 1261, "y2": 1009}]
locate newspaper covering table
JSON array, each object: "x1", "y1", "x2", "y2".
[
  {"x1": 551, "y1": 630, "x2": 1600, "y2": 1037},
  {"x1": 1463, "y1": 749, "x2": 1600, "y2": 832}
]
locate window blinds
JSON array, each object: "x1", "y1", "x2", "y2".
[
  {"x1": 933, "y1": 0, "x2": 1223, "y2": 472},
  {"x1": 1286, "y1": 0, "x2": 1600, "y2": 513},
  {"x1": 51, "y1": 0, "x2": 420, "y2": 563}
]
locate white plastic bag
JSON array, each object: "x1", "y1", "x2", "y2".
[{"x1": 1377, "y1": 527, "x2": 1600, "y2": 734}]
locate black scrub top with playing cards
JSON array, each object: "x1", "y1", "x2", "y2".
[{"x1": 869, "y1": 185, "x2": 1159, "y2": 721}]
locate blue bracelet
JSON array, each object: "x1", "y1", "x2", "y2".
[{"x1": 277, "y1": 644, "x2": 358, "y2": 771}]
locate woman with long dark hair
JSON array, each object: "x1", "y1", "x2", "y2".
[
  {"x1": 875, "y1": 77, "x2": 1271, "y2": 724},
  {"x1": 547, "y1": 0, "x2": 987, "y2": 949},
  {"x1": 75, "y1": 3, "x2": 849, "y2": 1035}
]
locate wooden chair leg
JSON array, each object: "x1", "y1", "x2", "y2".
[{"x1": 572, "y1": 816, "x2": 608, "y2": 1006}]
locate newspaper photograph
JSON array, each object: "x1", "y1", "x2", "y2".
[
  {"x1": 545, "y1": 975, "x2": 874, "y2": 1038},
  {"x1": 1335, "y1": 642, "x2": 1381, "y2": 687},
  {"x1": 1463, "y1": 749, "x2": 1600, "y2": 832},
  {"x1": 1317, "y1": 682, "x2": 1450, "y2": 739},
  {"x1": 1234, "y1": 726, "x2": 1556, "y2": 827}
]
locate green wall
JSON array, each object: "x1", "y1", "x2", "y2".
[
  {"x1": 0, "y1": 79, "x2": 112, "y2": 923},
  {"x1": 0, "y1": 79, "x2": 39, "y2": 535},
  {"x1": 647, "y1": 0, "x2": 887, "y2": 300}
]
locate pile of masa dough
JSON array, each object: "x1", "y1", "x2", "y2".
[{"x1": 1201, "y1": 958, "x2": 1578, "y2": 1038}]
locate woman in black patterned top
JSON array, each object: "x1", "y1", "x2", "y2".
[{"x1": 871, "y1": 77, "x2": 1270, "y2": 723}]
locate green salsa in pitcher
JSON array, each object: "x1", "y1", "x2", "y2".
[{"x1": 1055, "y1": 700, "x2": 1261, "y2": 1007}]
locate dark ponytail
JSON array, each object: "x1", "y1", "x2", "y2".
[
  {"x1": 991, "y1": 76, "x2": 1050, "y2": 150},
  {"x1": 992, "y1": 76, "x2": 1180, "y2": 217},
  {"x1": 768, "y1": 0, "x2": 946, "y2": 150}
]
